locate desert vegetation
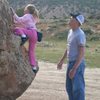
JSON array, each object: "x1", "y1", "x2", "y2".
[{"x1": 14, "y1": 7, "x2": 100, "y2": 68}]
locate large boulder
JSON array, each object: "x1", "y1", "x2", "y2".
[{"x1": 0, "y1": 0, "x2": 35, "y2": 100}]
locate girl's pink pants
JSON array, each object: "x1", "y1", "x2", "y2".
[{"x1": 14, "y1": 27, "x2": 37, "y2": 66}]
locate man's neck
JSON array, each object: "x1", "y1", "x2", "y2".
[{"x1": 72, "y1": 27, "x2": 80, "y2": 31}]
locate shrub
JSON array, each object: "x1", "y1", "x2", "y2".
[
  {"x1": 54, "y1": 30, "x2": 68, "y2": 40},
  {"x1": 16, "y1": 8, "x2": 24, "y2": 16}
]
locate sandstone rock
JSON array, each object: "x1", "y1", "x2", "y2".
[{"x1": 0, "y1": 0, "x2": 35, "y2": 100}]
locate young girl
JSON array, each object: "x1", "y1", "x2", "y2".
[{"x1": 10, "y1": 4, "x2": 39, "y2": 74}]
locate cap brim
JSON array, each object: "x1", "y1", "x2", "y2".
[
  {"x1": 70, "y1": 13, "x2": 81, "y2": 18},
  {"x1": 70, "y1": 13, "x2": 76, "y2": 18}
]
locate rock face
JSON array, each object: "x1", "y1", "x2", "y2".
[{"x1": 0, "y1": 0, "x2": 35, "y2": 100}]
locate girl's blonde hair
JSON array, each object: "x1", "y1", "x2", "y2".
[{"x1": 25, "y1": 4, "x2": 39, "y2": 19}]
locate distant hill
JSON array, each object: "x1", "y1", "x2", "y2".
[{"x1": 8, "y1": 0, "x2": 100, "y2": 18}]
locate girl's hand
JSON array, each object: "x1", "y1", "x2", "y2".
[{"x1": 10, "y1": 7, "x2": 15, "y2": 15}]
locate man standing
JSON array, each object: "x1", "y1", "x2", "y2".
[{"x1": 57, "y1": 13, "x2": 86, "y2": 100}]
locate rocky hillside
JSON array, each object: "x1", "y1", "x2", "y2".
[{"x1": 8, "y1": 0, "x2": 100, "y2": 18}]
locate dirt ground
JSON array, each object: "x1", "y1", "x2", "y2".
[{"x1": 17, "y1": 62, "x2": 100, "y2": 100}]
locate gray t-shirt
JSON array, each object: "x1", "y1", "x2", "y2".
[{"x1": 67, "y1": 28, "x2": 86, "y2": 61}]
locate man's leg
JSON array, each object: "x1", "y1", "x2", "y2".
[
  {"x1": 66, "y1": 62, "x2": 75, "y2": 100},
  {"x1": 66, "y1": 75, "x2": 73, "y2": 100},
  {"x1": 72, "y1": 61, "x2": 85, "y2": 100}
]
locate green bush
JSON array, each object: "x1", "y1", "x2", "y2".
[
  {"x1": 54, "y1": 30, "x2": 68, "y2": 40},
  {"x1": 84, "y1": 28, "x2": 94, "y2": 35},
  {"x1": 16, "y1": 8, "x2": 24, "y2": 17}
]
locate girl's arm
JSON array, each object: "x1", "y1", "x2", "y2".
[
  {"x1": 13, "y1": 14, "x2": 28, "y2": 25},
  {"x1": 10, "y1": 7, "x2": 28, "y2": 25}
]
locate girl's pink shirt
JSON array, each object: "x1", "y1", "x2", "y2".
[{"x1": 13, "y1": 13, "x2": 37, "y2": 30}]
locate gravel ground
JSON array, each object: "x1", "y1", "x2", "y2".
[{"x1": 17, "y1": 62, "x2": 100, "y2": 100}]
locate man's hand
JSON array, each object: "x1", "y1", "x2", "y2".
[
  {"x1": 69, "y1": 68, "x2": 77, "y2": 79},
  {"x1": 57, "y1": 60, "x2": 63, "y2": 70},
  {"x1": 57, "y1": 49, "x2": 67, "y2": 70}
]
